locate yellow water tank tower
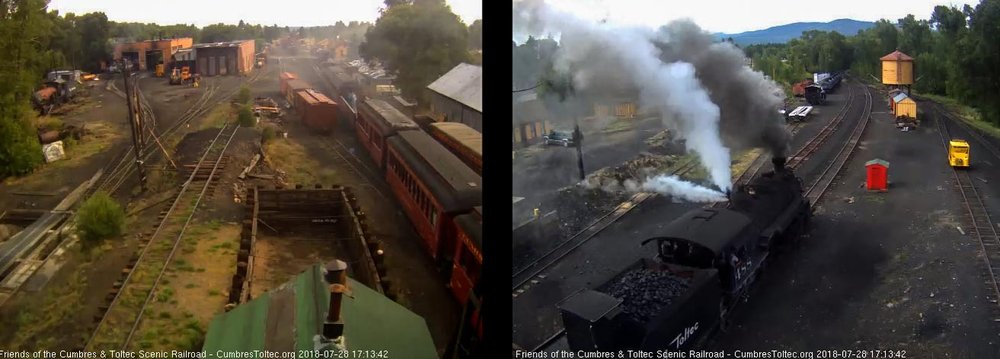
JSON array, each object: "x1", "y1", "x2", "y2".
[{"x1": 881, "y1": 50, "x2": 914, "y2": 85}]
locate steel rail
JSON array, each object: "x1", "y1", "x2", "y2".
[
  {"x1": 84, "y1": 123, "x2": 236, "y2": 350},
  {"x1": 803, "y1": 83, "x2": 873, "y2": 205},
  {"x1": 932, "y1": 103, "x2": 1000, "y2": 317},
  {"x1": 510, "y1": 157, "x2": 698, "y2": 293},
  {"x1": 122, "y1": 123, "x2": 240, "y2": 348}
]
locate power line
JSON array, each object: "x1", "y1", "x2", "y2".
[{"x1": 512, "y1": 83, "x2": 541, "y2": 93}]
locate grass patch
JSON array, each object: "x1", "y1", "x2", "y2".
[
  {"x1": 4, "y1": 122, "x2": 121, "y2": 186},
  {"x1": 0, "y1": 256, "x2": 89, "y2": 349},
  {"x1": 602, "y1": 118, "x2": 634, "y2": 134},
  {"x1": 730, "y1": 149, "x2": 763, "y2": 180},
  {"x1": 207, "y1": 289, "x2": 221, "y2": 296},
  {"x1": 199, "y1": 103, "x2": 235, "y2": 131},
  {"x1": 918, "y1": 93, "x2": 1000, "y2": 140},
  {"x1": 264, "y1": 138, "x2": 339, "y2": 185}
]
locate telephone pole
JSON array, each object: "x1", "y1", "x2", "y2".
[{"x1": 122, "y1": 64, "x2": 148, "y2": 192}]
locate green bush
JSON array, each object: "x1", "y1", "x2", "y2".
[
  {"x1": 237, "y1": 105, "x2": 255, "y2": 127},
  {"x1": 261, "y1": 126, "x2": 276, "y2": 143},
  {"x1": 0, "y1": 109, "x2": 44, "y2": 177},
  {"x1": 76, "y1": 191, "x2": 125, "y2": 243},
  {"x1": 237, "y1": 85, "x2": 252, "y2": 104}
]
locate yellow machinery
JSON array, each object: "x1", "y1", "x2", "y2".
[
  {"x1": 169, "y1": 66, "x2": 192, "y2": 85},
  {"x1": 155, "y1": 64, "x2": 165, "y2": 77},
  {"x1": 949, "y1": 139, "x2": 970, "y2": 168}
]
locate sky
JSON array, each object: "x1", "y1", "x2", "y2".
[
  {"x1": 524, "y1": 0, "x2": 980, "y2": 34},
  {"x1": 48, "y1": 0, "x2": 482, "y2": 27}
]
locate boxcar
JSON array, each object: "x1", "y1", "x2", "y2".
[
  {"x1": 385, "y1": 130, "x2": 482, "y2": 263},
  {"x1": 279, "y1": 72, "x2": 297, "y2": 95},
  {"x1": 357, "y1": 98, "x2": 420, "y2": 170},
  {"x1": 428, "y1": 122, "x2": 483, "y2": 175},
  {"x1": 284, "y1": 79, "x2": 311, "y2": 105},
  {"x1": 450, "y1": 208, "x2": 482, "y2": 304},
  {"x1": 294, "y1": 89, "x2": 339, "y2": 133}
]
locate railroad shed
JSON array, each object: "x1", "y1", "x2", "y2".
[
  {"x1": 512, "y1": 93, "x2": 553, "y2": 148},
  {"x1": 192, "y1": 40, "x2": 255, "y2": 76},
  {"x1": 113, "y1": 37, "x2": 193, "y2": 71},
  {"x1": 865, "y1": 159, "x2": 889, "y2": 192},
  {"x1": 205, "y1": 263, "x2": 437, "y2": 358},
  {"x1": 892, "y1": 93, "x2": 917, "y2": 120},
  {"x1": 427, "y1": 63, "x2": 482, "y2": 132}
]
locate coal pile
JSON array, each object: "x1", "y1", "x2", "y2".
[
  {"x1": 583, "y1": 153, "x2": 679, "y2": 191},
  {"x1": 602, "y1": 268, "x2": 691, "y2": 324}
]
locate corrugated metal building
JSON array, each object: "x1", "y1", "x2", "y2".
[
  {"x1": 203, "y1": 262, "x2": 437, "y2": 358},
  {"x1": 427, "y1": 63, "x2": 482, "y2": 132},
  {"x1": 192, "y1": 40, "x2": 256, "y2": 76},
  {"x1": 113, "y1": 38, "x2": 193, "y2": 71}
]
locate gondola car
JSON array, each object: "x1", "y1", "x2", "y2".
[
  {"x1": 356, "y1": 98, "x2": 421, "y2": 170},
  {"x1": 384, "y1": 130, "x2": 482, "y2": 266},
  {"x1": 559, "y1": 157, "x2": 810, "y2": 352}
]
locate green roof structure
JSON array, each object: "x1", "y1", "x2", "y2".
[{"x1": 203, "y1": 263, "x2": 438, "y2": 358}]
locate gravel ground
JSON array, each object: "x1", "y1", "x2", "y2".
[{"x1": 708, "y1": 87, "x2": 1000, "y2": 356}]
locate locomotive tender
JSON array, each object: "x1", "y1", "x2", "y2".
[{"x1": 559, "y1": 156, "x2": 811, "y2": 352}]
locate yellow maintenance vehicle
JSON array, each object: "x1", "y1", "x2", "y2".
[
  {"x1": 169, "y1": 66, "x2": 192, "y2": 85},
  {"x1": 948, "y1": 139, "x2": 970, "y2": 168},
  {"x1": 155, "y1": 63, "x2": 165, "y2": 77}
]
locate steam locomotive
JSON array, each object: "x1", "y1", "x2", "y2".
[{"x1": 558, "y1": 156, "x2": 811, "y2": 352}]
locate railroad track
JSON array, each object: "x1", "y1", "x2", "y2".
[
  {"x1": 84, "y1": 123, "x2": 239, "y2": 350},
  {"x1": 932, "y1": 104, "x2": 1000, "y2": 319},
  {"x1": 510, "y1": 157, "x2": 699, "y2": 295},
  {"x1": 802, "y1": 83, "x2": 872, "y2": 205},
  {"x1": 316, "y1": 139, "x2": 388, "y2": 200},
  {"x1": 89, "y1": 65, "x2": 271, "y2": 199},
  {"x1": 520, "y1": 82, "x2": 869, "y2": 352},
  {"x1": 718, "y1": 82, "x2": 859, "y2": 207}
]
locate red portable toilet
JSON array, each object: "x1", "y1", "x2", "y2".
[{"x1": 865, "y1": 159, "x2": 889, "y2": 192}]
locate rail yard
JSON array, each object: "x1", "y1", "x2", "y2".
[
  {"x1": 513, "y1": 1, "x2": 1000, "y2": 356},
  {"x1": 0, "y1": 4, "x2": 483, "y2": 357}
]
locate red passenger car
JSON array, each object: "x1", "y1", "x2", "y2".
[
  {"x1": 428, "y1": 122, "x2": 482, "y2": 175},
  {"x1": 384, "y1": 130, "x2": 482, "y2": 263},
  {"x1": 357, "y1": 98, "x2": 420, "y2": 170},
  {"x1": 450, "y1": 208, "x2": 481, "y2": 304}
]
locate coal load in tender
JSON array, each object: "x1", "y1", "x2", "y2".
[{"x1": 602, "y1": 268, "x2": 691, "y2": 324}]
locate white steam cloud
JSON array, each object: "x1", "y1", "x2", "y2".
[
  {"x1": 513, "y1": 0, "x2": 732, "y2": 194},
  {"x1": 642, "y1": 175, "x2": 729, "y2": 203}
]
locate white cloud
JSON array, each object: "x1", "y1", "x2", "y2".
[{"x1": 529, "y1": 0, "x2": 978, "y2": 34}]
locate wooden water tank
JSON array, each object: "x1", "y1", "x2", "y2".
[{"x1": 881, "y1": 50, "x2": 914, "y2": 85}]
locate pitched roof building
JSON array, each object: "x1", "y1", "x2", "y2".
[{"x1": 427, "y1": 63, "x2": 482, "y2": 132}]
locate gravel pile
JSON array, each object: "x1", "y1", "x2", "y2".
[{"x1": 602, "y1": 268, "x2": 691, "y2": 324}]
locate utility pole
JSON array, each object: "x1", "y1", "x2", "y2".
[
  {"x1": 573, "y1": 116, "x2": 584, "y2": 180},
  {"x1": 122, "y1": 64, "x2": 148, "y2": 192}
]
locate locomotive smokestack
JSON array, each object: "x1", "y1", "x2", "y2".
[{"x1": 772, "y1": 156, "x2": 787, "y2": 172}]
